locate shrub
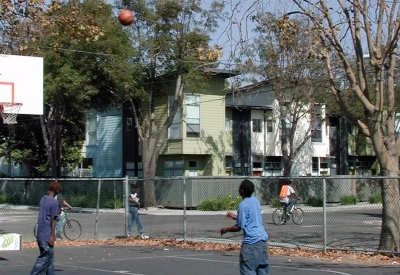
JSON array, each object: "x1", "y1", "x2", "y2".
[
  {"x1": 198, "y1": 195, "x2": 242, "y2": 211},
  {"x1": 0, "y1": 193, "x2": 7, "y2": 203},
  {"x1": 340, "y1": 195, "x2": 358, "y2": 205},
  {"x1": 368, "y1": 193, "x2": 382, "y2": 204},
  {"x1": 103, "y1": 197, "x2": 124, "y2": 209},
  {"x1": 270, "y1": 197, "x2": 280, "y2": 208},
  {"x1": 306, "y1": 196, "x2": 323, "y2": 207},
  {"x1": 69, "y1": 195, "x2": 98, "y2": 208}
]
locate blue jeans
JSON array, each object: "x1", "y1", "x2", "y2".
[
  {"x1": 56, "y1": 213, "x2": 63, "y2": 235},
  {"x1": 128, "y1": 206, "x2": 143, "y2": 234},
  {"x1": 30, "y1": 241, "x2": 55, "y2": 275},
  {"x1": 286, "y1": 199, "x2": 295, "y2": 213},
  {"x1": 240, "y1": 241, "x2": 269, "y2": 275}
]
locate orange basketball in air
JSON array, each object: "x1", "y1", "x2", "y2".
[{"x1": 118, "y1": 9, "x2": 134, "y2": 26}]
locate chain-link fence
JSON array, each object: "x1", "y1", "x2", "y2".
[{"x1": 0, "y1": 176, "x2": 396, "y2": 253}]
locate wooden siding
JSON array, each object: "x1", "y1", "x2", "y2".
[
  {"x1": 155, "y1": 75, "x2": 228, "y2": 176},
  {"x1": 93, "y1": 109, "x2": 123, "y2": 177}
]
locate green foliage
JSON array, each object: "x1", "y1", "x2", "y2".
[
  {"x1": 0, "y1": 194, "x2": 7, "y2": 204},
  {"x1": 306, "y1": 196, "x2": 323, "y2": 207},
  {"x1": 340, "y1": 195, "x2": 358, "y2": 205},
  {"x1": 68, "y1": 194, "x2": 124, "y2": 209},
  {"x1": 68, "y1": 195, "x2": 96, "y2": 208},
  {"x1": 0, "y1": 0, "x2": 140, "y2": 176},
  {"x1": 0, "y1": 193, "x2": 23, "y2": 204},
  {"x1": 103, "y1": 197, "x2": 124, "y2": 209},
  {"x1": 270, "y1": 197, "x2": 280, "y2": 208},
  {"x1": 198, "y1": 195, "x2": 241, "y2": 211},
  {"x1": 368, "y1": 193, "x2": 382, "y2": 204}
]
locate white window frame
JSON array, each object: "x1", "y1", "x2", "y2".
[{"x1": 186, "y1": 95, "x2": 200, "y2": 138}]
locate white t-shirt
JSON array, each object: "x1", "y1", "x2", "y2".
[
  {"x1": 130, "y1": 193, "x2": 139, "y2": 203},
  {"x1": 279, "y1": 186, "x2": 295, "y2": 204}
]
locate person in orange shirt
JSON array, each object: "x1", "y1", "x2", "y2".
[{"x1": 279, "y1": 180, "x2": 301, "y2": 214}]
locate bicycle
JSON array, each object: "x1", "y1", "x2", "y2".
[
  {"x1": 34, "y1": 209, "x2": 82, "y2": 240},
  {"x1": 272, "y1": 200, "x2": 304, "y2": 225}
]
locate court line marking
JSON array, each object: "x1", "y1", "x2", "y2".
[
  {"x1": 301, "y1": 225, "x2": 323, "y2": 228},
  {"x1": 277, "y1": 265, "x2": 352, "y2": 275},
  {"x1": 168, "y1": 255, "x2": 353, "y2": 274},
  {"x1": 56, "y1": 263, "x2": 146, "y2": 275},
  {"x1": 53, "y1": 253, "x2": 215, "y2": 265},
  {"x1": 57, "y1": 254, "x2": 353, "y2": 275}
]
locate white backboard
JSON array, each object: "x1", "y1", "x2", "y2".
[{"x1": 0, "y1": 54, "x2": 43, "y2": 115}]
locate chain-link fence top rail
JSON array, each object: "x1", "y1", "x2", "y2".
[{"x1": 0, "y1": 177, "x2": 396, "y2": 253}]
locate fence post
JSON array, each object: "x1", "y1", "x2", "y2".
[
  {"x1": 183, "y1": 176, "x2": 187, "y2": 242},
  {"x1": 95, "y1": 179, "x2": 102, "y2": 239},
  {"x1": 124, "y1": 176, "x2": 129, "y2": 237},
  {"x1": 323, "y1": 177, "x2": 327, "y2": 253}
]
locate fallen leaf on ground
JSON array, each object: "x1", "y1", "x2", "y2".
[{"x1": 23, "y1": 238, "x2": 400, "y2": 266}]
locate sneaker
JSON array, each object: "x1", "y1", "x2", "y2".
[
  {"x1": 56, "y1": 233, "x2": 63, "y2": 240},
  {"x1": 127, "y1": 233, "x2": 131, "y2": 237},
  {"x1": 141, "y1": 234, "x2": 149, "y2": 239}
]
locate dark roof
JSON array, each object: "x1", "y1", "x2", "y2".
[
  {"x1": 200, "y1": 67, "x2": 240, "y2": 78},
  {"x1": 225, "y1": 80, "x2": 275, "y2": 109}
]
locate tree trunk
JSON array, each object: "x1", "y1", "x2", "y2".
[
  {"x1": 378, "y1": 161, "x2": 400, "y2": 251},
  {"x1": 40, "y1": 115, "x2": 56, "y2": 176},
  {"x1": 141, "y1": 141, "x2": 158, "y2": 207},
  {"x1": 54, "y1": 112, "x2": 62, "y2": 178}
]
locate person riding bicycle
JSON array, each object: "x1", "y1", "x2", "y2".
[
  {"x1": 55, "y1": 193, "x2": 73, "y2": 239},
  {"x1": 279, "y1": 180, "x2": 301, "y2": 214}
]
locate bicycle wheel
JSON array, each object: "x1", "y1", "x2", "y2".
[
  {"x1": 63, "y1": 219, "x2": 82, "y2": 240},
  {"x1": 292, "y1": 207, "x2": 304, "y2": 224},
  {"x1": 272, "y1": 208, "x2": 286, "y2": 225},
  {"x1": 33, "y1": 223, "x2": 38, "y2": 239}
]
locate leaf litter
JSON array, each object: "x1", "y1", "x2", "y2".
[{"x1": 23, "y1": 238, "x2": 400, "y2": 266}]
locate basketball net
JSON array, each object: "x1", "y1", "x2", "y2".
[{"x1": 0, "y1": 102, "x2": 22, "y2": 124}]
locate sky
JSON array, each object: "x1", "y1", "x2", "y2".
[{"x1": 104, "y1": 1, "x2": 349, "y2": 73}]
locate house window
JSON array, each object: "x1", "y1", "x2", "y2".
[
  {"x1": 311, "y1": 114, "x2": 322, "y2": 142},
  {"x1": 126, "y1": 118, "x2": 133, "y2": 132},
  {"x1": 125, "y1": 161, "x2": 143, "y2": 178},
  {"x1": 168, "y1": 96, "x2": 181, "y2": 139},
  {"x1": 164, "y1": 160, "x2": 184, "y2": 177},
  {"x1": 264, "y1": 157, "x2": 282, "y2": 176},
  {"x1": 253, "y1": 119, "x2": 262, "y2": 133},
  {"x1": 320, "y1": 162, "x2": 329, "y2": 169},
  {"x1": 312, "y1": 157, "x2": 319, "y2": 174},
  {"x1": 186, "y1": 95, "x2": 200, "y2": 138},
  {"x1": 225, "y1": 116, "x2": 231, "y2": 131},
  {"x1": 266, "y1": 119, "x2": 273, "y2": 133},
  {"x1": 87, "y1": 111, "x2": 97, "y2": 146},
  {"x1": 189, "y1": 160, "x2": 198, "y2": 168}
]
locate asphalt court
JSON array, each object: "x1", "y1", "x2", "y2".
[{"x1": 0, "y1": 245, "x2": 398, "y2": 275}]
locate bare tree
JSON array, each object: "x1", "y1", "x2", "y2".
[
  {"x1": 239, "y1": 13, "x2": 333, "y2": 177},
  {"x1": 226, "y1": 0, "x2": 400, "y2": 251},
  {"x1": 285, "y1": 0, "x2": 400, "y2": 251}
]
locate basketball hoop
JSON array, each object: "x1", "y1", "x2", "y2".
[{"x1": 0, "y1": 102, "x2": 22, "y2": 124}]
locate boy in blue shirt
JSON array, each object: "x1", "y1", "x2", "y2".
[
  {"x1": 221, "y1": 179, "x2": 269, "y2": 275},
  {"x1": 30, "y1": 181, "x2": 61, "y2": 275}
]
